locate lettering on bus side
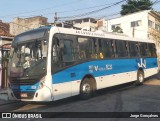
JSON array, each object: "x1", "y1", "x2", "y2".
[
  {"x1": 88, "y1": 64, "x2": 112, "y2": 73},
  {"x1": 75, "y1": 30, "x2": 105, "y2": 37},
  {"x1": 137, "y1": 58, "x2": 146, "y2": 68}
]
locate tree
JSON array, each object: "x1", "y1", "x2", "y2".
[
  {"x1": 112, "y1": 26, "x2": 123, "y2": 33},
  {"x1": 121, "y1": 0, "x2": 153, "y2": 15}
]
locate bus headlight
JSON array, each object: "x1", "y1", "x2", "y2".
[
  {"x1": 38, "y1": 77, "x2": 45, "y2": 89},
  {"x1": 39, "y1": 82, "x2": 44, "y2": 89}
]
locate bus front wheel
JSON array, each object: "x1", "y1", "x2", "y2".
[
  {"x1": 80, "y1": 78, "x2": 95, "y2": 99},
  {"x1": 136, "y1": 70, "x2": 144, "y2": 86}
]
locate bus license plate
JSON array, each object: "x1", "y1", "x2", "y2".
[{"x1": 20, "y1": 93, "x2": 27, "y2": 98}]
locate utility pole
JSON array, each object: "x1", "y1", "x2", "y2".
[{"x1": 54, "y1": 12, "x2": 57, "y2": 26}]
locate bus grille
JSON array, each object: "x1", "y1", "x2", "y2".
[
  {"x1": 13, "y1": 91, "x2": 35, "y2": 99},
  {"x1": 10, "y1": 79, "x2": 39, "y2": 85}
]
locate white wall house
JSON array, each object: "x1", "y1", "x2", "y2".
[
  {"x1": 65, "y1": 18, "x2": 107, "y2": 32},
  {"x1": 106, "y1": 10, "x2": 160, "y2": 55},
  {"x1": 107, "y1": 10, "x2": 149, "y2": 39},
  {"x1": 67, "y1": 18, "x2": 97, "y2": 31}
]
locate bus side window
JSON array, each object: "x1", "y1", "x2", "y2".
[
  {"x1": 98, "y1": 39, "x2": 103, "y2": 59},
  {"x1": 52, "y1": 34, "x2": 78, "y2": 69},
  {"x1": 148, "y1": 43, "x2": 157, "y2": 57},
  {"x1": 128, "y1": 42, "x2": 138, "y2": 57},
  {"x1": 51, "y1": 37, "x2": 62, "y2": 73},
  {"x1": 115, "y1": 40, "x2": 128, "y2": 58},
  {"x1": 52, "y1": 38, "x2": 60, "y2": 63},
  {"x1": 78, "y1": 37, "x2": 92, "y2": 60},
  {"x1": 139, "y1": 42, "x2": 148, "y2": 57},
  {"x1": 90, "y1": 38, "x2": 98, "y2": 59},
  {"x1": 98, "y1": 39, "x2": 114, "y2": 59},
  {"x1": 62, "y1": 39, "x2": 75, "y2": 66}
]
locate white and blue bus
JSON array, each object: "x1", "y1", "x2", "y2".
[{"x1": 8, "y1": 26, "x2": 158, "y2": 101}]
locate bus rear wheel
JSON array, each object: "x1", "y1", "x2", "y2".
[
  {"x1": 135, "y1": 70, "x2": 144, "y2": 86},
  {"x1": 80, "y1": 78, "x2": 95, "y2": 100}
]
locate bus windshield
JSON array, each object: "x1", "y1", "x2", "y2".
[{"x1": 10, "y1": 39, "x2": 47, "y2": 78}]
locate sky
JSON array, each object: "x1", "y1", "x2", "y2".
[{"x1": 0, "y1": 0, "x2": 159, "y2": 23}]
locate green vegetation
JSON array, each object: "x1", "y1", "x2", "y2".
[
  {"x1": 120, "y1": 0, "x2": 153, "y2": 15},
  {"x1": 112, "y1": 26, "x2": 123, "y2": 33}
]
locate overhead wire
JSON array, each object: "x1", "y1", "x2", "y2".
[
  {"x1": 43, "y1": 0, "x2": 160, "y2": 22},
  {"x1": 58, "y1": 1, "x2": 118, "y2": 14},
  {"x1": 3, "y1": 0, "x2": 160, "y2": 29},
  {"x1": 58, "y1": 0, "x2": 126, "y2": 20},
  {"x1": 1, "y1": 0, "x2": 159, "y2": 19},
  {"x1": 0, "y1": 0, "x2": 84, "y2": 18},
  {"x1": 2, "y1": 0, "x2": 159, "y2": 21},
  {"x1": 9, "y1": 1, "x2": 120, "y2": 19},
  {"x1": 3, "y1": 1, "x2": 126, "y2": 29}
]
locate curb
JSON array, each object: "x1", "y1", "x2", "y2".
[
  {"x1": 0, "y1": 88, "x2": 8, "y2": 93},
  {"x1": 0, "y1": 93, "x2": 8, "y2": 101},
  {"x1": 0, "y1": 88, "x2": 8, "y2": 101}
]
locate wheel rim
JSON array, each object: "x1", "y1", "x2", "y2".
[
  {"x1": 139, "y1": 73, "x2": 144, "y2": 83},
  {"x1": 82, "y1": 83, "x2": 91, "y2": 94}
]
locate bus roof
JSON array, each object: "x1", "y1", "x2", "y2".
[
  {"x1": 50, "y1": 26, "x2": 154, "y2": 43},
  {"x1": 13, "y1": 26, "x2": 154, "y2": 45}
]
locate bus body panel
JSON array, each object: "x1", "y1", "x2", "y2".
[
  {"x1": 8, "y1": 80, "x2": 53, "y2": 102},
  {"x1": 52, "y1": 57, "x2": 158, "y2": 100}
]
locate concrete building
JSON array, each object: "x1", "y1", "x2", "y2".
[
  {"x1": 57, "y1": 18, "x2": 107, "y2": 32},
  {"x1": 0, "y1": 20, "x2": 13, "y2": 37},
  {"x1": 10, "y1": 16, "x2": 48, "y2": 36},
  {"x1": 0, "y1": 20, "x2": 13, "y2": 46},
  {"x1": 97, "y1": 19, "x2": 107, "y2": 31},
  {"x1": 106, "y1": 10, "x2": 160, "y2": 49},
  {"x1": 65, "y1": 18, "x2": 97, "y2": 31}
]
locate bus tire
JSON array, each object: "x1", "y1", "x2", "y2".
[
  {"x1": 90, "y1": 78, "x2": 97, "y2": 97},
  {"x1": 135, "y1": 70, "x2": 144, "y2": 86},
  {"x1": 80, "y1": 78, "x2": 94, "y2": 100}
]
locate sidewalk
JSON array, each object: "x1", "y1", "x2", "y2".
[
  {"x1": 0, "y1": 88, "x2": 8, "y2": 101},
  {"x1": 0, "y1": 88, "x2": 17, "y2": 105},
  {"x1": 0, "y1": 88, "x2": 8, "y2": 94}
]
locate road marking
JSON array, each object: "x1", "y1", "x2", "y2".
[{"x1": 13, "y1": 104, "x2": 45, "y2": 112}]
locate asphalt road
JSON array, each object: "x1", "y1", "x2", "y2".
[{"x1": 0, "y1": 75, "x2": 160, "y2": 121}]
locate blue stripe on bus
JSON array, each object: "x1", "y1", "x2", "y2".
[{"x1": 52, "y1": 58, "x2": 158, "y2": 84}]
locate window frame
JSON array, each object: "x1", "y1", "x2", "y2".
[
  {"x1": 131, "y1": 20, "x2": 142, "y2": 27},
  {"x1": 148, "y1": 20, "x2": 155, "y2": 28},
  {"x1": 111, "y1": 24, "x2": 121, "y2": 31}
]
